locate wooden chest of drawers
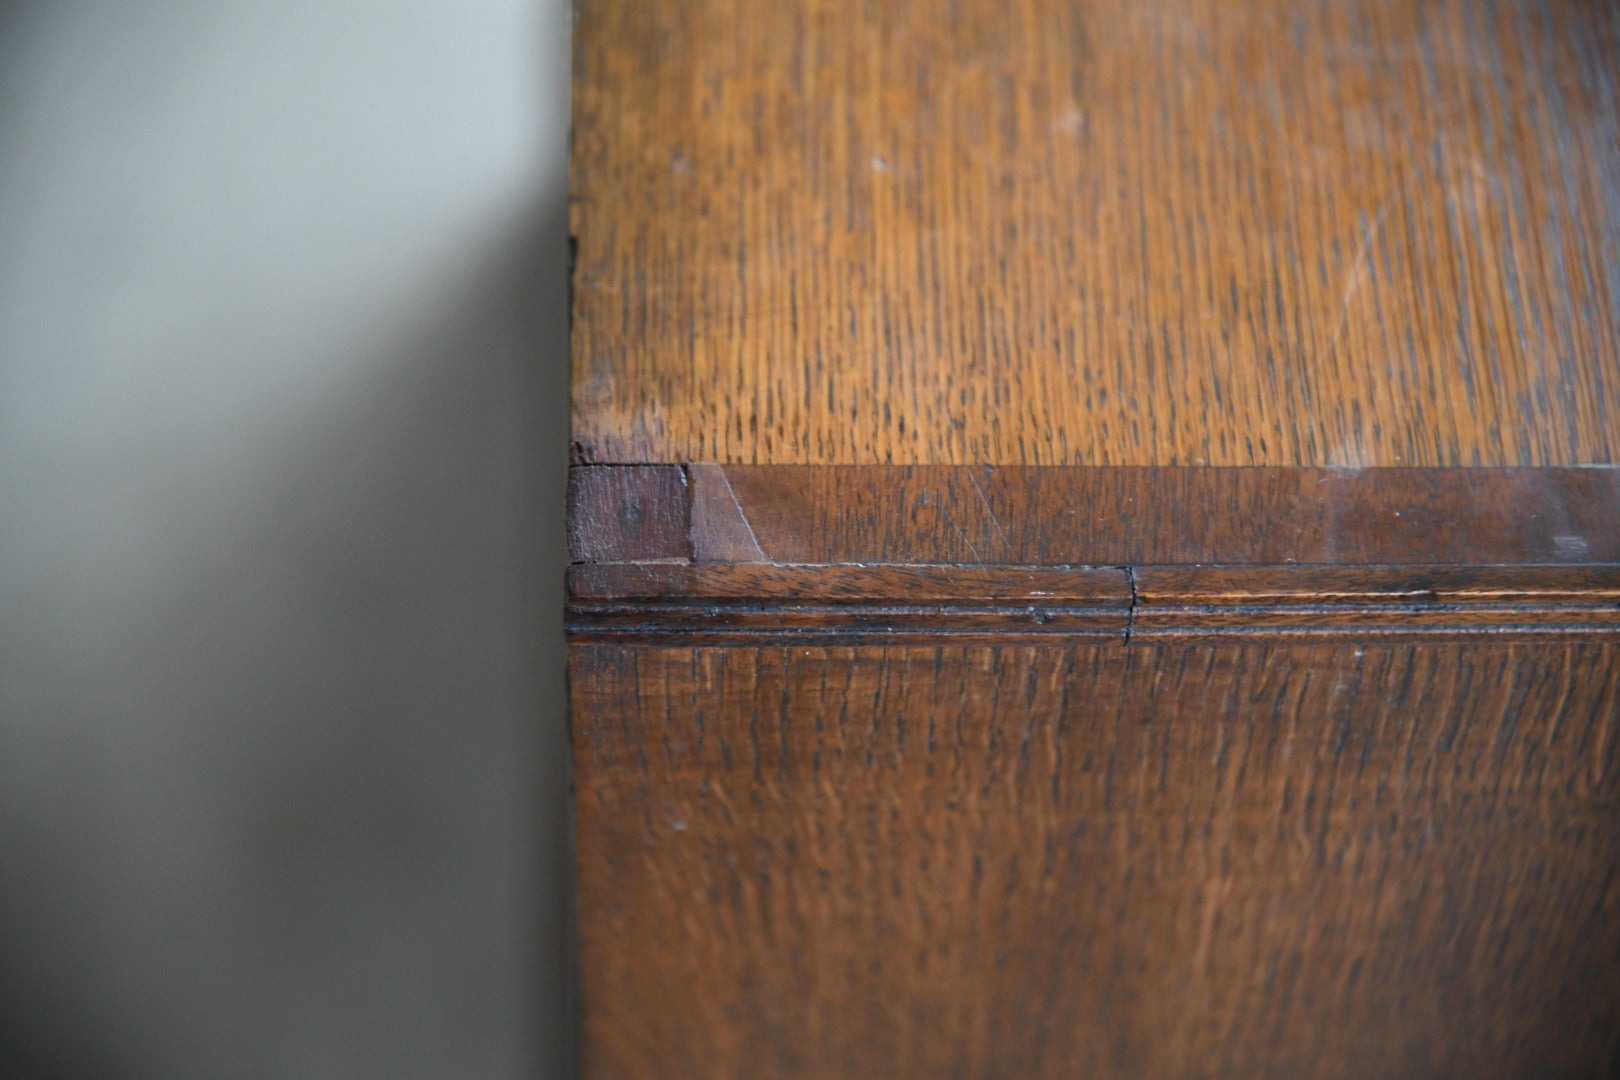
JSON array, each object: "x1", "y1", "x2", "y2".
[{"x1": 565, "y1": 1, "x2": 1620, "y2": 1074}]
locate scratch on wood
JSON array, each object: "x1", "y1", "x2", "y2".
[
  {"x1": 689, "y1": 462, "x2": 769, "y2": 562},
  {"x1": 942, "y1": 502, "x2": 983, "y2": 561},
  {"x1": 966, "y1": 467, "x2": 1010, "y2": 553},
  {"x1": 1320, "y1": 199, "x2": 1389, "y2": 369}
]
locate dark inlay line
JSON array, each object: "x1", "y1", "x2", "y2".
[{"x1": 567, "y1": 563, "x2": 1620, "y2": 644}]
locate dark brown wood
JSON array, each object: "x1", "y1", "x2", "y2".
[
  {"x1": 567, "y1": 463, "x2": 1620, "y2": 640},
  {"x1": 567, "y1": 563, "x2": 1132, "y2": 644},
  {"x1": 1130, "y1": 568, "x2": 1620, "y2": 642},
  {"x1": 569, "y1": 562, "x2": 1131, "y2": 603},
  {"x1": 688, "y1": 462, "x2": 768, "y2": 562},
  {"x1": 1132, "y1": 565, "x2": 1620, "y2": 605},
  {"x1": 1131, "y1": 564, "x2": 1620, "y2": 641},
  {"x1": 572, "y1": 643, "x2": 1620, "y2": 1079},
  {"x1": 566, "y1": 465, "x2": 689, "y2": 563},
  {"x1": 566, "y1": 0, "x2": 1620, "y2": 1074},
  {"x1": 569, "y1": 561, "x2": 1620, "y2": 644},
  {"x1": 568, "y1": 463, "x2": 1620, "y2": 568},
  {"x1": 685, "y1": 465, "x2": 1620, "y2": 566}
]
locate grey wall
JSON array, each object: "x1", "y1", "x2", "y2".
[{"x1": 0, "y1": 3, "x2": 572, "y2": 1076}]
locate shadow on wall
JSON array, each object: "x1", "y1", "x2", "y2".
[{"x1": 0, "y1": 197, "x2": 574, "y2": 1078}]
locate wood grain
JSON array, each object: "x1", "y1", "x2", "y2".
[
  {"x1": 570, "y1": 0, "x2": 1620, "y2": 467},
  {"x1": 567, "y1": 2, "x2": 1620, "y2": 1073},
  {"x1": 571, "y1": 643, "x2": 1620, "y2": 1078},
  {"x1": 1128, "y1": 564, "x2": 1620, "y2": 642},
  {"x1": 567, "y1": 465, "x2": 689, "y2": 563},
  {"x1": 568, "y1": 562, "x2": 1620, "y2": 644},
  {"x1": 569, "y1": 562, "x2": 1131, "y2": 603},
  {"x1": 568, "y1": 563, "x2": 1131, "y2": 644},
  {"x1": 572, "y1": 463, "x2": 1620, "y2": 566}
]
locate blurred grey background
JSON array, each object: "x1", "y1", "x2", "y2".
[{"x1": 0, "y1": 2, "x2": 572, "y2": 1076}]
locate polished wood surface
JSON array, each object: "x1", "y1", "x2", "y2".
[
  {"x1": 571, "y1": 0, "x2": 1620, "y2": 467},
  {"x1": 567, "y1": 561, "x2": 1620, "y2": 644},
  {"x1": 566, "y1": 466, "x2": 690, "y2": 563},
  {"x1": 566, "y1": 1, "x2": 1620, "y2": 1075},
  {"x1": 572, "y1": 643, "x2": 1620, "y2": 1078},
  {"x1": 571, "y1": 463, "x2": 1620, "y2": 566}
]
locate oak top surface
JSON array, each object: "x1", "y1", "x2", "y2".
[{"x1": 570, "y1": 0, "x2": 1620, "y2": 468}]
